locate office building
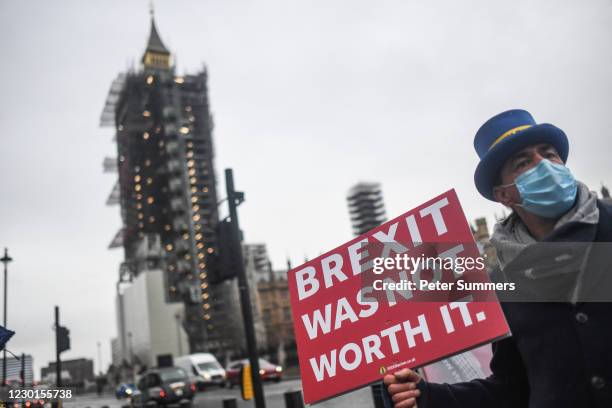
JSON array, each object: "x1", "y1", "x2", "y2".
[
  {"x1": 41, "y1": 358, "x2": 94, "y2": 388},
  {"x1": 0, "y1": 354, "x2": 33, "y2": 386},
  {"x1": 257, "y1": 261, "x2": 294, "y2": 366}
]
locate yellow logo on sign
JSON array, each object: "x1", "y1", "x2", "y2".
[
  {"x1": 241, "y1": 364, "x2": 254, "y2": 401},
  {"x1": 379, "y1": 366, "x2": 387, "y2": 375}
]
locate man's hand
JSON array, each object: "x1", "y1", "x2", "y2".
[{"x1": 383, "y1": 368, "x2": 422, "y2": 408}]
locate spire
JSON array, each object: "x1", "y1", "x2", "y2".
[
  {"x1": 146, "y1": 17, "x2": 170, "y2": 55},
  {"x1": 142, "y1": 3, "x2": 171, "y2": 69}
]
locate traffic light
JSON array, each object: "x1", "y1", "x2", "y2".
[
  {"x1": 209, "y1": 219, "x2": 241, "y2": 283},
  {"x1": 57, "y1": 326, "x2": 70, "y2": 353}
]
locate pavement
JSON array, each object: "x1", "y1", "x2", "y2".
[{"x1": 64, "y1": 379, "x2": 374, "y2": 408}]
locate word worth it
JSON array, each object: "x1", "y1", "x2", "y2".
[{"x1": 309, "y1": 300, "x2": 487, "y2": 381}]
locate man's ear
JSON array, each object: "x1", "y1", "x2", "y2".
[{"x1": 493, "y1": 185, "x2": 518, "y2": 208}]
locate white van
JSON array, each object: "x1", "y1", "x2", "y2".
[{"x1": 175, "y1": 353, "x2": 226, "y2": 389}]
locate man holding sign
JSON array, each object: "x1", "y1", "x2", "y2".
[
  {"x1": 289, "y1": 174, "x2": 512, "y2": 400},
  {"x1": 386, "y1": 110, "x2": 612, "y2": 408}
]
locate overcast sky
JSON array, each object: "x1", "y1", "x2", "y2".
[{"x1": 1, "y1": 0, "x2": 611, "y2": 378}]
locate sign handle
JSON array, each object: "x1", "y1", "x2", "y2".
[{"x1": 371, "y1": 383, "x2": 394, "y2": 408}]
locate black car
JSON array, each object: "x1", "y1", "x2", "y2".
[{"x1": 131, "y1": 366, "x2": 196, "y2": 407}]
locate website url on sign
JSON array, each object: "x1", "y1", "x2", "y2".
[{"x1": 386, "y1": 357, "x2": 416, "y2": 371}]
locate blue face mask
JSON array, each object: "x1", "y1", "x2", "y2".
[{"x1": 503, "y1": 159, "x2": 578, "y2": 218}]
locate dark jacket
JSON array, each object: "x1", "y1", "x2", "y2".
[{"x1": 417, "y1": 199, "x2": 612, "y2": 408}]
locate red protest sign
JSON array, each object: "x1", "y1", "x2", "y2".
[{"x1": 287, "y1": 189, "x2": 510, "y2": 404}]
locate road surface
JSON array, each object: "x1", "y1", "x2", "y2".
[{"x1": 64, "y1": 379, "x2": 374, "y2": 408}]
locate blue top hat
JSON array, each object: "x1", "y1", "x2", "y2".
[{"x1": 473, "y1": 109, "x2": 569, "y2": 201}]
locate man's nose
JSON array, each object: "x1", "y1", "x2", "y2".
[
  {"x1": 532, "y1": 152, "x2": 547, "y2": 166},
  {"x1": 520, "y1": 151, "x2": 548, "y2": 175}
]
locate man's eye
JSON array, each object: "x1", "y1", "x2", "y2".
[{"x1": 515, "y1": 160, "x2": 529, "y2": 170}]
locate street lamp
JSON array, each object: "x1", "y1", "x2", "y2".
[
  {"x1": 224, "y1": 169, "x2": 266, "y2": 408},
  {"x1": 175, "y1": 313, "x2": 183, "y2": 356},
  {"x1": 127, "y1": 332, "x2": 135, "y2": 383},
  {"x1": 97, "y1": 341, "x2": 102, "y2": 376},
  {"x1": 0, "y1": 248, "x2": 12, "y2": 387},
  {"x1": 127, "y1": 332, "x2": 133, "y2": 365}
]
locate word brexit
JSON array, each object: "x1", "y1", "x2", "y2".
[{"x1": 295, "y1": 197, "x2": 451, "y2": 301}]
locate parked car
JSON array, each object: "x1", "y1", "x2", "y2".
[
  {"x1": 175, "y1": 353, "x2": 226, "y2": 389},
  {"x1": 225, "y1": 358, "x2": 283, "y2": 388},
  {"x1": 130, "y1": 366, "x2": 196, "y2": 407},
  {"x1": 116, "y1": 382, "x2": 137, "y2": 399}
]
